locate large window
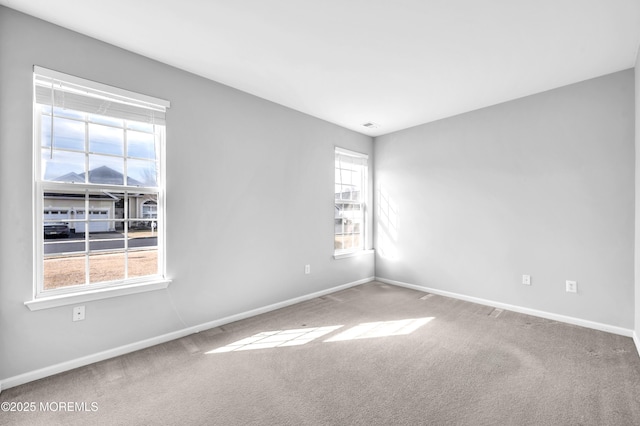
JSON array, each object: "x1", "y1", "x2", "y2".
[
  {"x1": 31, "y1": 67, "x2": 169, "y2": 303},
  {"x1": 334, "y1": 147, "x2": 368, "y2": 254}
]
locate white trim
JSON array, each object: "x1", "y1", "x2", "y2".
[
  {"x1": 186, "y1": 276, "x2": 373, "y2": 334},
  {"x1": 334, "y1": 249, "x2": 375, "y2": 260},
  {"x1": 25, "y1": 279, "x2": 171, "y2": 311},
  {"x1": 375, "y1": 277, "x2": 635, "y2": 338},
  {"x1": 3, "y1": 277, "x2": 374, "y2": 391},
  {"x1": 633, "y1": 331, "x2": 640, "y2": 358}
]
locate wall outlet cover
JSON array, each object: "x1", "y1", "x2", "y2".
[{"x1": 73, "y1": 306, "x2": 85, "y2": 321}]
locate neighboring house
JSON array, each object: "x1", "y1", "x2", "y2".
[
  {"x1": 44, "y1": 192, "x2": 118, "y2": 233},
  {"x1": 44, "y1": 166, "x2": 157, "y2": 233}
]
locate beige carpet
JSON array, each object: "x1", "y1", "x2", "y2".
[{"x1": 1, "y1": 282, "x2": 639, "y2": 425}]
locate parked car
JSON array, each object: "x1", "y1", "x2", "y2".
[{"x1": 44, "y1": 222, "x2": 70, "y2": 238}]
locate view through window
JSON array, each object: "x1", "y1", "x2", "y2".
[
  {"x1": 34, "y1": 67, "x2": 169, "y2": 295},
  {"x1": 334, "y1": 148, "x2": 368, "y2": 253}
]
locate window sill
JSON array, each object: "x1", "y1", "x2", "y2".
[
  {"x1": 24, "y1": 279, "x2": 171, "y2": 311},
  {"x1": 333, "y1": 249, "x2": 375, "y2": 260}
]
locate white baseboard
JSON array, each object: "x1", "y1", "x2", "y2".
[
  {"x1": 184, "y1": 276, "x2": 374, "y2": 335},
  {"x1": 633, "y1": 331, "x2": 640, "y2": 358},
  {"x1": 0, "y1": 276, "x2": 374, "y2": 392},
  {"x1": 376, "y1": 277, "x2": 635, "y2": 338}
]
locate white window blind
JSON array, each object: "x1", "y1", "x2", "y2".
[
  {"x1": 335, "y1": 149, "x2": 368, "y2": 202},
  {"x1": 34, "y1": 66, "x2": 169, "y2": 125}
]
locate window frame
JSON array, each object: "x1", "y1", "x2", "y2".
[
  {"x1": 26, "y1": 67, "x2": 171, "y2": 310},
  {"x1": 334, "y1": 147, "x2": 369, "y2": 257}
]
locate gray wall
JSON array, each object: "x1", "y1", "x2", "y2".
[
  {"x1": 635, "y1": 50, "x2": 640, "y2": 340},
  {"x1": 0, "y1": 7, "x2": 374, "y2": 381},
  {"x1": 375, "y1": 70, "x2": 635, "y2": 329},
  {"x1": 0, "y1": 4, "x2": 636, "y2": 385}
]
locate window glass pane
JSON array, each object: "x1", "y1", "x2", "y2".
[
  {"x1": 44, "y1": 255, "x2": 86, "y2": 290},
  {"x1": 50, "y1": 117, "x2": 86, "y2": 151},
  {"x1": 128, "y1": 249, "x2": 158, "y2": 278},
  {"x1": 42, "y1": 149, "x2": 85, "y2": 182},
  {"x1": 88, "y1": 154, "x2": 124, "y2": 184},
  {"x1": 127, "y1": 159, "x2": 157, "y2": 186},
  {"x1": 89, "y1": 252, "x2": 125, "y2": 283},
  {"x1": 89, "y1": 123, "x2": 124, "y2": 156},
  {"x1": 127, "y1": 130, "x2": 156, "y2": 159}
]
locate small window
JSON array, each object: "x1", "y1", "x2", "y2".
[
  {"x1": 33, "y1": 66, "x2": 169, "y2": 299},
  {"x1": 334, "y1": 147, "x2": 368, "y2": 254}
]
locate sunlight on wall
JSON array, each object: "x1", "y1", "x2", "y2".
[
  {"x1": 206, "y1": 317, "x2": 435, "y2": 353},
  {"x1": 377, "y1": 187, "x2": 399, "y2": 259}
]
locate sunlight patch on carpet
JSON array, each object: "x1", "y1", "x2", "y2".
[
  {"x1": 324, "y1": 317, "x2": 434, "y2": 342},
  {"x1": 207, "y1": 318, "x2": 434, "y2": 353},
  {"x1": 206, "y1": 325, "x2": 343, "y2": 353}
]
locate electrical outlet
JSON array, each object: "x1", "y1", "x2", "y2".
[
  {"x1": 73, "y1": 306, "x2": 85, "y2": 321},
  {"x1": 522, "y1": 275, "x2": 531, "y2": 285},
  {"x1": 566, "y1": 280, "x2": 577, "y2": 293},
  {"x1": 305, "y1": 264, "x2": 311, "y2": 275}
]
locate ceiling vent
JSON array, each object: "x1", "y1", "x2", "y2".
[{"x1": 362, "y1": 122, "x2": 379, "y2": 129}]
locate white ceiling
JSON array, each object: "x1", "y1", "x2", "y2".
[{"x1": 2, "y1": 0, "x2": 640, "y2": 136}]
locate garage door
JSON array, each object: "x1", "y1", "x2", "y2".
[
  {"x1": 76, "y1": 209, "x2": 110, "y2": 233},
  {"x1": 44, "y1": 209, "x2": 69, "y2": 221}
]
